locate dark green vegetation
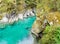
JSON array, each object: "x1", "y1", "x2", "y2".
[
  {"x1": 0, "y1": 0, "x2": 60, "y2": 14},
  {"x1": 31, "y1": 0, "x2": 60, "y2": 44},
  {"x1": 0, "y1": 0, "x2": 60, "y2": 44},
  {"x1": 38, "y1": 26, "x2": 60, "y2": 44}
]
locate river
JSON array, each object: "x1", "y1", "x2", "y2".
[{"x1": 0, "y1": 15, "x2": 36, "y2": 44}]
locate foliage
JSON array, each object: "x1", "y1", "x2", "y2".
[
  {"x1": 38, "y1": 26, "x2": 60, "y2": 44},
  {"x1": 25, "y1": 0, "x2": 36, "y2": 8},
  {"x1": 0, "y1": 0, "x2": 60, "y2": 14}
]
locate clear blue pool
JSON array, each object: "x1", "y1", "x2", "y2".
[{"x1": 0, "y1": 16, "x2": 36, "y2": 44}]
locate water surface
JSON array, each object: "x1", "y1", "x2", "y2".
[{"x1": 0, "y1": 16, "x2": 36, "y2": 44}]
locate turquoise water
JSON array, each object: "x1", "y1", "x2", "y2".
[{"x1": 0, "y1": 16, "x2": 36, "y2": 44}]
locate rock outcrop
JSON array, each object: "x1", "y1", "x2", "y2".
[{"x1": 0, "y1": 9, "x2": 35, "y2": 24}]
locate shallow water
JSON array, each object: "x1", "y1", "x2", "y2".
[{"x1": 0, "y1": 16, "x2": 36, "y2": 44}]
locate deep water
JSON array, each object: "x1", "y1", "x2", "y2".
[{"x1": 0, "y1": 16, "x2": 36, "y2": 44}]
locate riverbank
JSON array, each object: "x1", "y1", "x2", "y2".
[{"x1": 0, "y1": 9, "x2": 35, "y2": 24}]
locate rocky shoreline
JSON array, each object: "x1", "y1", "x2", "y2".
[{"x1": 0, "y1": 9, "x2": 35, "y2": 24}]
